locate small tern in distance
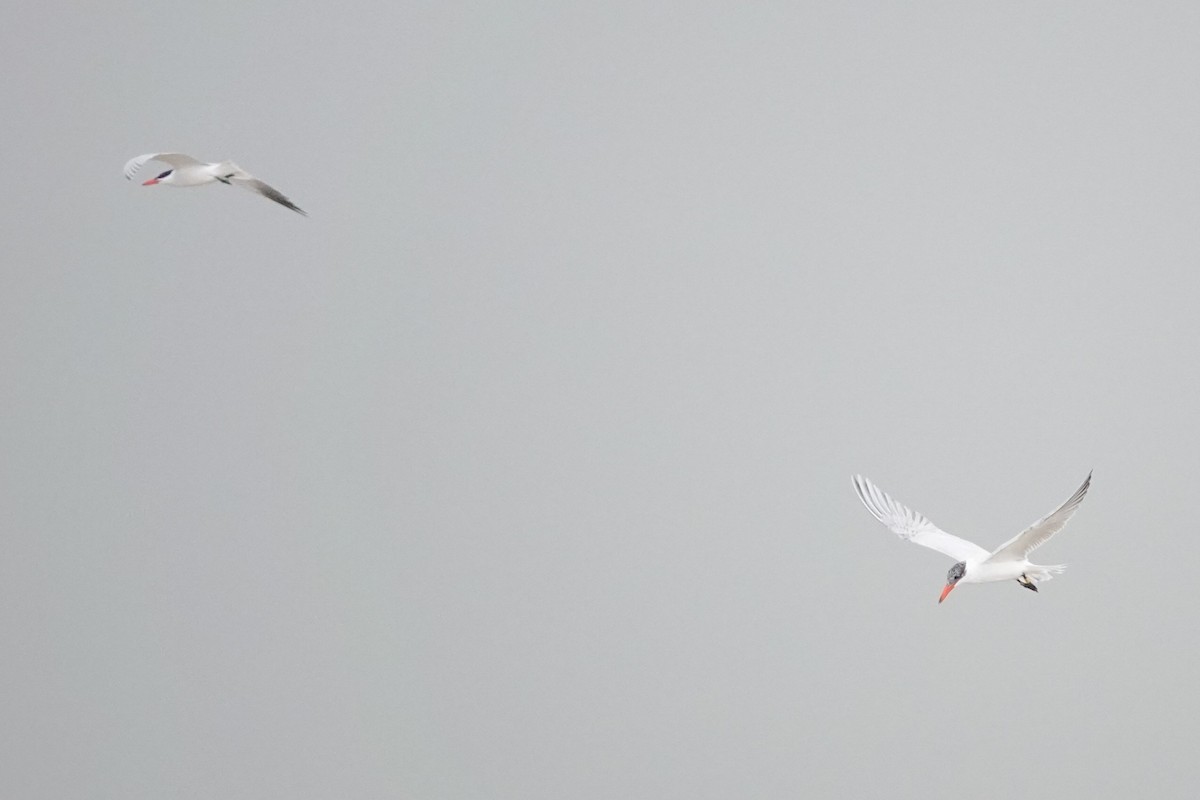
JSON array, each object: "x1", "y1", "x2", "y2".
[
  {"x1": 124, "y1": 152, "x2": 307, "y2": 215},
  {"x1": 852, "y1": 472, "x2": 1092, "y2": 603}
]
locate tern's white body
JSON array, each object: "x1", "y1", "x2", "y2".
[
  {"x1": 123, "y1": 152, "x2": 306, "y2": 215},
  {"x1": 152, "y1": 163, "x2": 216, "y2": 188},
  {"x1": 852, "y1": 472, "x2": 1091, "y2": 601},
  {"x1": 955, "y1": 557, "x2": 1053, "y2": 585}
]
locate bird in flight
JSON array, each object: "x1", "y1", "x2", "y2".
[
  {"x1": 852, "y1": 472, "x2": 1091, "y2": 603},
  {"x1": 124, "y1": 152, "x2": 307, "y2": 215}
]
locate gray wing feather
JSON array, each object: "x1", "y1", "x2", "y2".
[
  {"x1": 852, "y1": 475, "x2": 990, "y2": 562},
  {"x1": 986, "y1": 472, "x2": 1092, "y2": 562},
  {"x1": 222, "y1": 163, "x2": 306, "y2": 216},
  {"x1": 238, "y1": 178, "x2": 307, "y2": 216},
  {"x1": 123, "y1": 152, "x2": 205, "y2": 180}
]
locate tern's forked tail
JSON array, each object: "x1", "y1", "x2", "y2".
[{"x1": 1028, "y1": 564, "x2": 1067, "y2": 582}]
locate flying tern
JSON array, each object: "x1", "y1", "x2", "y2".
[
  {"x1": 852, "y1": 472, "x2": 1091, "y2": 603},
  {"x1": 124, "y1": 152, "x2": 307, "y2": 215}
]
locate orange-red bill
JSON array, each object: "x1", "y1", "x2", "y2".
[
  {"x1": 938, "y1": 583, "x2": 955, "y2": 603},
  {"x1": 142, "y1": 178, "x2": 159, "y2": 185}
]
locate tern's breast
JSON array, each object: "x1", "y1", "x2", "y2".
[
  {"x1": 965, "y1": 559, "x2": 1027, "y2": 584},
  {"x1": 169, "y1": 165, "x2": 218, "y2": 187}
]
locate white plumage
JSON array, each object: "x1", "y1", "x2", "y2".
[
  {"x1": 852, "y1": 472, "x2": 1091, "y2": 602},
  {"x1": 124, "y1": 152, "x2": 306, "y2": 215}
]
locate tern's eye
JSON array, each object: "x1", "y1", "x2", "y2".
[{"x1": 156, "y1": 170, "x2": 172, "y2": 180}]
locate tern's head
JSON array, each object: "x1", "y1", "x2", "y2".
[
  {"x1": 142, "y1": 169, "x2": 173, "y2": 186},
  {"x1": 939, "y1": 561, "x2": 966, "y2": 604}
]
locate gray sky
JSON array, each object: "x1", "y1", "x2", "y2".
[{"x1": 2, "y1": 1, "x2": 1199, "y2": 797}]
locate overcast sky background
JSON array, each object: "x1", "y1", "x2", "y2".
[{"x1": 2, "y1": 2, "x2": 1200, "y2": 798}]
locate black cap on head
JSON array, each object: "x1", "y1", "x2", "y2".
[{"x1": 946, "y1": 562, "x2": 966, "y2": 585}]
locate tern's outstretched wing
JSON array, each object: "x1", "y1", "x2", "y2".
[
  {"x1": 234, "y1": 177, "x2": 307, "y2": 215},
  {"x1": 217, "y1": 161, "x2": 307, "y2": 215},
  {"x1": 985, "y1": 472, "x2": 1091, "y2": 564},
  {"x1": 852, "y1": 475, "x2": 990, "y2": 562},
  {"x1": 123, "y1": 152, "x2": 206, "y2": 180}
]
